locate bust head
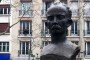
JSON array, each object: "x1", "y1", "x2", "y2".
[{"x1": 45, "y1": 2, "x2": 73, "y2": 34}]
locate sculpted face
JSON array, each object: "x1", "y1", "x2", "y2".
[{"x1": 45, "y1": 3, "x2": 73, "y2": 34}]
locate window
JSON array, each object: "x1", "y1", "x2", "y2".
[
  {"x1": 0, "y1": 23, "x2": 9, "y2": 33},
  {"x1": 0, "y1": 42, "x2": 9, "y2": 52},
  {"x1": 19, "y1": 21, "x2": 32, "y2": 36},
  {"x1": 70, "y1": 2, "x2": 78, "y2": 16},
  {"x1": 20, "y1": 0, "x2": 32, "y2": 2},
  {"x1": 85, "y1": 21, "x2": 90, "y2": 35},
  {"x1": 85, "y1": 42, "x2": 90, "y2": 55},
  {"x1": 84, "y1": 2, "x2": 90, "y2": 16},
  {"x1": 20, "y1": 41, "x2": 30, "y2": 55},
  {"x1": 60, "y1": 0, "x2": 67, "y2": 4},
  {"x1": 84, "y1": 0, "x2": 90, "y2": 2},
  {"x1": 71, "y1": 21, "x2": 78, "y2": 35},
  {"x1": 42, "y1": 41, "x2": 51, "y2": 47},
  {"x1": 0, "y1": 5, "x2": 10, "y2": 15},
  {"x1": 42, "y1": 21, "x2": 50, "y2": 36},
  {"x1": 42, "y1": 2, "x2": 52, "y2": 16},
  {"x1": 71, "y1": 41, "x2": 78, "y2": 45},
  {"x1": 71, "y1": 0, "x2": 78, "y2": 2},
  {"x1": 19, "y1": 2, "x2": 32, "y2": 16}
]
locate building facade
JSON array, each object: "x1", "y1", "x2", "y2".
[
  {"x1": 0, "y1": 0, "x2": 11, "y2": 60},
  {"x1": 0, "y1": 0, "x2": 90, "y2": 60}
]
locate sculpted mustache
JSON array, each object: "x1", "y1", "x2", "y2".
[{"x1": 48, "y1": 24, "x2": 62, "y2": 30}]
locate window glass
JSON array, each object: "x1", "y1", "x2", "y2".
[
  {"x1": 42, "y1": 21, "x2": 50, "y2": 36},
  {"x1": 86, "y1": 42, "x2": 90, "y2": 55},
  {"x1": 86, "y1": 21, "x2": 90, "y2": 34},
  {"x1": 20, "y1": 41, "x2": 30, "y2": 55},
  {"x1": 70, "y1": 2, "x2": 78, "y2": 16},
  {"x1": 84, "y1": 2, "x2": 90, "y2": 16},
  {"x1": 42, "y1": 41, "x2": 51, "y2": 47},
  {"x1": 20, "y1": 2, "x2": 32, "y2": 16},
  {"x1": 71, "y1": 21, "x2": 78, "y2": 35},
  {"x1": 0, "y1": 42, "x2": 9, "y2": 52},
  {"x1": 0, "y1": 8, "x2": 3, "y2": 14},
  {"x1": 20, "y1": 21, "x2": 32, "y2": 35},
  {"x1": 60, "y1": 0, "x2": 67, "y2": 4},
  {"x1": 4, "y1": 8, "x2": 7, "y2": 14},
  {"x1": 42, "y1": 2, "x2": 52, "y2": 15}
]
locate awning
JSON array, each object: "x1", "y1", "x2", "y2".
[{"x1": 0, "y1": 53, "x2": 10, "y2": 60}]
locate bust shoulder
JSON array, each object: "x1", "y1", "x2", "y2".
[
  {"x1": 40, "y1": 54, "x2": 70, "y2": 60},
  {"x1": 41, "y1": 40, "x2": 80, "y2": 58}
]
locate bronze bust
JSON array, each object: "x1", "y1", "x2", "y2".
[{"x1": 40, "y1": 2, "x2": 80, "y2": 60}]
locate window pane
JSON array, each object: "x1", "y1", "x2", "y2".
[
  {"x1": 3, "y1": 46, "x2": 5, "y2": 52},
  {"x1": 0, "y1": 42, "x2": 9, "y2": 52},
  {"x1": 0, "y1": 42, "x2": 1, "y2": 45},
  {"x1": 71, "y1": 21, "x2": 78, "y2": 35},
  {"x1": 87, "y1": 42, "x2": 90, "y2": 55},
  {"x1": 42, "y1": 41, "x2": 51, "y2": 47},
  {"x1": 20, "y1": 21, "x2": 32, "y2": 35},
  {"x1": 7, "y1": 46, "x2": 9, "y2": 52},
  {"x1": 70, "y1": 2, "x2": 78, "y2": 16},
  {"x1": 84, "y1": 2, "x2": 90, "y2": 16},
  {"x1": 8, "y1": 8, "x2": 10, "y2": 14},
  {"x1": 0, "y1": 46, "x2": 1, "y2": 52},
  {"x1": 20, "y1": 2, "x2": 32, "y2": 15},
  {"x1": 42, "y1": 2, "x2": 52, "y2": 15},
  {"x1": 60, "y1": 0, "x2": 67, "y2": 4},
  {"x1": 87, "y1": 21, "x2": 90, "y2": 34},
  {"x1": 0, "y1": 8, "x2": 3, "y2": 14},
  {"x1": 20, "y1": 41, "x2": 29, "y2": 55},
  {"x1": 72, "y1": 41, "x2": 78, "y2": 45},
  {"x1": 4, "y1": 8, "x2": 7, "y2": 14}
]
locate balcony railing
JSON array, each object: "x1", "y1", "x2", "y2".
[
  {"x1": 84, "y1": 12, "x2": 90, "y2": 16},
  {"x1": 41, "y1": 30, "x2": 50, "y2": 37},
  {"x1": 70, "y1": 30, "x2": 79, "y2": 36},
  {"x1": 71, "y1": 0, "x2": 78, "y2": 2},
  {"x1": 84, "y1": 30, "x2": 90, "y2": 36},
  {"x1": 19, "y1": 30, "x2": 32, "y2": 36},
  {"x1": 19, "y1": 10, "x2": 33, "y2": 16},
  {"x1": 18, "y1": 50, "x2": 29, "y2": 56}
]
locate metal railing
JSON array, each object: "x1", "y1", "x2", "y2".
[
  {"x1": 70, "y1": 30, "x2": 79, "y2": 36},
  {"x1": 84, "y1": 30, "x2": 90, "y2": 36},
  {"x1": 19, "y1": 10, "x2": 33, "y2": 16},
  {"x1": 18, "y1": 30, "x2": 32, "y2": 36},
  {"x1": 18, "y1": 50, "x2": 29, "y2": 56},
  {"x1": 41, "y1": 29, "x2": 50, "y2": 37}
]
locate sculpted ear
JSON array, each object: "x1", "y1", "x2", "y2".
[{"x1": 67, "y1": 19, "x2": 73, "y2": 27}]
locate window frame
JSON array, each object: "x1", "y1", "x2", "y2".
[
  {"x1": 70, "y1": 2, "x2": 78, "y2": 16},
  {"x1": 85, "y1": 42, "x2": 90, "y2": 55},
  {"x1": 0, "y1": 7, "x2": 10, "y2": 15},
  {"x1": 19, "y1": 2, "x2": 32, "y2": 16},
  {"x1": 0, "y1": 42, "x2": 9, "y2": 52},
  {"x1": 20, "y1": 41, "x2": 30, "y2": 55},
  {"x1": 71, "y1": 21, "x2": 78, "y2": 36},
  {"x1": 42, "y1": 20, "x2": 50, "y2": 37},
  {"x1": 19, "y1": 21, "x2": 32, "y2": 36},
  {"x1": 85, "y1": 21, "x2": 90, "y2": 35},
  {"x1": 83, "y1": 2, "x2": 90, "y2": 16},
  {"x1": 41, "y1": 1, "x2": 52, "y2": 16}
]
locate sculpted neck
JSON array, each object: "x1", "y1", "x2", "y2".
[{"x1": 51, "y1": 32, "x2": 66, "y2": 44}]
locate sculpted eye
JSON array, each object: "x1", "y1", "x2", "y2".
[
  {"x1": 56, "y1": 15, "x2": 65, "y2": 20},
  {"x1": 47, "y1": 16, "x2": 54, "y2": 21}
]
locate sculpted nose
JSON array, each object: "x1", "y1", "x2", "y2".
[{"x1": 54, "y1": 16, "x2": 57, "y2": 22}]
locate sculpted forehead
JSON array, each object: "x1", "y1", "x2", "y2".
[{"x1": 46, "y1": 3, "x2": 68, "y2": 16}]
